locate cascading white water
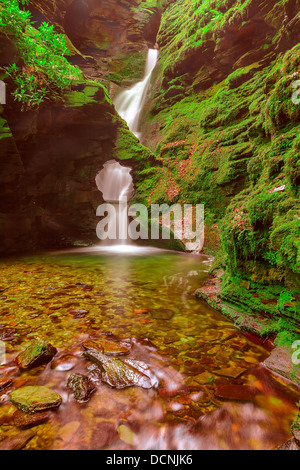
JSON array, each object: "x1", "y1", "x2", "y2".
[
  {"x1": 95, "y1": 160, "x2": 134, "y2": 245},
  {"x1": 114, "y1": 49, "x2": 158, "y2": 139}
]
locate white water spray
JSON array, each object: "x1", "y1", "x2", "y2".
[
  {"x1": 114, "y1": 49, "x2": 158, "y2": 139},
  {"x1": 95, "y1": 160, "x2": 134, "y2": 245}
]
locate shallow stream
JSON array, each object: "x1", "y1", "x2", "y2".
[{"x1": 0, "y1": 247, "x2": 298, "y2": 450}]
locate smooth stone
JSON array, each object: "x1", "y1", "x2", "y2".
[
  {"x1": 13, "y1": 409, "x2": 50, "y2": 428},
  {"x1": 214, "y1": 366, "x2": 247, "y2": 379},
  {"x1": 90, "y1": 421, "x2": 119, "y2": 449},
  {"x1": 82, "y1": 338, "x2": 129, "y2": 356},
  {"x1": 151, "y1": 309, "x2": 174, "y2": 320},
  {"x1": 0, "y1": 430, "x2": 35, "y2": 450},
  {"x1": 67, "y1": 373, "x2": 95, "y2": 402},
  {"x1": 0, "y1": 378, "x2": 13, "y2": 391},
  {"x1": 193, "y1": 371, "x2": 215, "y2": 385},
  {"x1": 16, "y1": 340, "x2": 57, "y2": 369},
  {"x1": 10, "y1": 386, "x2": 62, "y2": 413},
  {"x1": 83, "y1": 349, "x2": 155, "y2": 389},
  {"x1": 59, "y1": 421, "x2": 80, "y2": 442},
  {"x1": 214, "y1": 385, "x2": 258, "y2": 401},
  {"x1": 51, "y1": 355, "x2": 77, "y2": 371}
]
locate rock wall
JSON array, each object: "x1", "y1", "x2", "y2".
[{"x1": 137, "y1": 0, "x2": 300, "y2": 340}]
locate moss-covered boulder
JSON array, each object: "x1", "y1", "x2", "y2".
[{"x1": 10, "y1": 386, "x2": 62, "y2": 413}]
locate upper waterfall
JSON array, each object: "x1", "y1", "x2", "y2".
[{"x1": 114, "y1": 49, "x2": 158, "y2": 139}]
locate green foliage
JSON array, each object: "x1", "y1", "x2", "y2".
[{"x1": 0, "y1": 0, "x2": 81, "y2": 109}]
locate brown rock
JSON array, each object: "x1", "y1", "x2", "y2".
[
  {"x1": 214, "y1": 367, "x2": 247, "y2": 379},
  {"x1": 83, "y1": 338, "x2": 129, "y2": 356},
  {"x1": 13, "y1": 409, "x2": 50, "y2": 429},
  {"x1": 214, "y1": 385, "x2": 258, "y2": 401},
  {"x1": 0, "y1": 378, "x2": 13, "y2": 391}
]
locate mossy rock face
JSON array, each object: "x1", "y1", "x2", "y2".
[
  {"x1": 16, "y1": 340, "x2": 57, "y2": 370},
  {"x1": 10, "y1": 386, "x2": 62, "y2": 413}
]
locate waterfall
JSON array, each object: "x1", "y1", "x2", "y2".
[
  {"x1": 95, "y1": 160, "x2": 134, "y2": 245},
  {"x1": 114, "y1": 48, "x2": 158, "y2": 139}
]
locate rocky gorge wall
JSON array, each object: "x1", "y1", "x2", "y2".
[
  {"x1": 0, "y1": 0, "x2": 160, "y2": 253},
  {"x1": 136, "y1": 0, "x2": 300, "y2": 344}
]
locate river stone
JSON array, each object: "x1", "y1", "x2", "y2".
[
  {"x1": 214, "y1": 366, "x2": 246, "y2": 379},
  {"x1": 67, "y1": 373, "x2": 95, "y2": 402},
  {"x1": 151, "y1": 309, "x2": 174, "y2": 320},
  {"x1": 0, "y1": 378, "x2": 13, "y2": 391},
  {"x1": 16, "y1": 340, "x2": 57, "y2": 369},
  {"x1": 0, "y1": 430, "x2": 35, "y2": 450},
  {"x1": 13, "y1": 409, "x2": 50, "y2": 429},
  {"x1": 214, "y1": 385, "x2": 258, "y2": 401},
  {"x1": 10, "y1": 386, "x2": 62, "y2": 413},
  {"x1": 82, "y1": 338, "x2": 129, "y2": 356},
  {"x1": 83, "y1": 349, "x2": 155, "y2": 389},
  {"x1": 51, "y1": 355, "x2": 77, "y2": 371}
]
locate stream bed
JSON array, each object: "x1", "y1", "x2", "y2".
[{"x1": 0, "y1": 247, "x2": 299, "y2": 450}]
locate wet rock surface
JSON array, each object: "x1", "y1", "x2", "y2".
[
  {"x1": 10, "y1": 386, "x2": 62, "y2": 413},
  {"x1": 67, "y1": 373, "x2": 95, "y2": 402},
  {"x1": 13, "y1": 409, "x2": 50, "y2": 429},
  {"x1": 83, "y1": 348, "x2": 156, "y2": 390},
  {"x1": 82, "y1": 338, "x2": 130, "y2": 356},
  {"x1": 0, "y1": 379, "x2": 12, "y2": 392},
  {"x1": 16, "y1": 340, "x2": 57, "y2": 370}
]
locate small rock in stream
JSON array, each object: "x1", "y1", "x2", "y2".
[
  {"x1": 83, "y1": 348, "x2": 156, "y2": 389},
  {"x1": 16, "y1": 339, "x2": 57, "y2": 369},
  {"x1": 67, "y1": 373, "x2": 95, "y2": 402},
  {"x1": 82, "y1": 338, "x2": 130, "y2": 356},
  {"x1": 51, "y1": 355, "x2": 77, "y2": 371},
  {"x1": 13, "y1": 409, "x2": 50, "y2": 429},
  {"x1": 0, "y1": 378, "x2": 13, "y2": 392},
  {"x1": 10, "y1": 386, "x2": 62, "y2": 413},
  {"x1": 0, "y1": 430, "x2": 35, "y2": 450}
]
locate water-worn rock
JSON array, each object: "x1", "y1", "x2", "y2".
[
  {"x1": 16, "y1": 340, "x2": 57, "y2": 369},
  {"x1": 214, "y1": 385, "x2": 258, "y2": 401},
  {"x1": 0, "y1": 378, "x2": 12, "y2": 391},
  {"x1": 82, "y1": 338, "x2": 130, "y2": 356},
  {"x1": 83, "y1": 348, "x2": 156, "y2": 389},
  {"x1": 67, "y1": 373, "x2": 95, "y2": 402},
  {"x1": 263, "y1": 347, "x2": 300, "y2": 385},
  {"x1": 51, "y1": 354, "x2": 77, "y2": 371},
  {"x1": 10, "y1": 386, "x2": 62, "y2": 413},
  {"x1": 214, "y1": 367, "x2": 247, "y2": 379},
  {"x1": 0, "y1": 430, "x2": 35, "y2": 450},
  {"x1": 13, "y1": 409, "x2": 50, "y2": 429},
  {"x1": 151, "y1": 309, "x2": 174, "y2": 320}
]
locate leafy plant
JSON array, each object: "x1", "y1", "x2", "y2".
[{"x1": 0, "y1": 0, "x2": 81, "y2": 110}]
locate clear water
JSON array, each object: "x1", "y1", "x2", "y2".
[{"x1": 0, "y1": 248, "x2": 298, "y2": 450}]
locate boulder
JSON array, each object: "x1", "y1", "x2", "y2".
[
  {"x1": 16, "y1": 340, "x2": 57, "y2": 370},
  {"x1": 10, "y1": 386, "x2": 62, "y2": 413}
]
